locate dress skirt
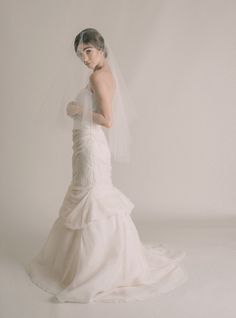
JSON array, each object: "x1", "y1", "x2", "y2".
[{"x1": 25, "y1": 124, "x2": 188, "y2": 303}]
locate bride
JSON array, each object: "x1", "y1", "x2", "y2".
[{"x1": 25, "y1": 27, "x2": 188, "y2": 303}]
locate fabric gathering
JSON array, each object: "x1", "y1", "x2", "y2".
[{"x1": 25, "y1": 28, "x2": 188, "y2": 303}]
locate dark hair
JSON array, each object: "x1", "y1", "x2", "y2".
[{"x1": 74, "y1": 28, "x2": 108, "y2": 58}]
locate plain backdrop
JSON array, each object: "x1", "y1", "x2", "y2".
[
  {"x1": 0, "y1": 0, "x2": 236, "y2": 242},
  {"x1": 1, "y1": 1, "x2": 236, "y2": 318}
]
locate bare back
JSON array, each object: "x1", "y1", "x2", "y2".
[{"x1": 89, "y1": 66, "x2": 116, "y2": 99}]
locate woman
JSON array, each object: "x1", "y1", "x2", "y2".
[{"x1": 26, "y1": 28, "x2": 188, "y2": 303}]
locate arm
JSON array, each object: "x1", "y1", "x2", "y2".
[
  {"x1": 67, "y1": 102, "x2": 111, "y2": 128},
  {"x1": 89, "y1": 72, "x2": 113, "y2": 128},
  {"x1": 67, "y1": 73, "x2": 113, "y2": 128},
  {"x1": 91, "y1": 111, "x2": 112, "y2": 128}
]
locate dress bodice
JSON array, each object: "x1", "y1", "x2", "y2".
[{"x1": 73, "y1": 83, "x2": 98, "y2": 129}]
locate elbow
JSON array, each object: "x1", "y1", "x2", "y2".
[
  {"x1": 102, "y1": 115, "x2": 112, "y2": 128},
  {"x1": 104, "y1": 120, "x2": 112, "y2": 128},
  {"x1": 100, "y1": 113, "x2": 112, "y2": 128}
]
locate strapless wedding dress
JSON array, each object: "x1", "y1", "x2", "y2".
[{"x1": 25, "y1": 84, "x2": 188, "y2": 303}]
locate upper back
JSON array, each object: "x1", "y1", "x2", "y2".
[{"x1": 89, "y1": 68, "x2": 116, "y2": 99}]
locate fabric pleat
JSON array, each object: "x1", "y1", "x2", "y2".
[{"x1": 26, "y1": 86, "x2": 188, "y2": 303}]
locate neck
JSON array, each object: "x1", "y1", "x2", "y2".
[{"x1": 93, "y1": 58, "x2": 108, "y2": 72}]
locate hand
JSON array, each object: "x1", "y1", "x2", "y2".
[{"x1": 66, "y1": 101, "x2": 82, "y2": 117}]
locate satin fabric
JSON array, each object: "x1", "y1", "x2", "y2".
[{"x1": 25, "y1": 85, "x2": 188, "y2": 303}]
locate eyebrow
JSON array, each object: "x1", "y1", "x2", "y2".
[
  {"x1": 77, "y1": 46, "x2": 93, "y2": 55},
  {"x1": 83, "y1": 46, "x2": 93, "y2": 51}
]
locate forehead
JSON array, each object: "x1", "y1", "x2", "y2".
[{"x1": 77, "y1": 42, "x2": 95, "y2": 53}]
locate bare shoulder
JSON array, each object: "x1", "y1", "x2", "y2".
[{"x1": 89, "y1": 70, "x2": 116, "y2": 96}]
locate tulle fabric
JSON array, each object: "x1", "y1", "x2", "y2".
[{"x1": 25, "y1": 86, "x2": 188, "y2": 303}]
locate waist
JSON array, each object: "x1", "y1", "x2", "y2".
[{"x1": 72, "y1": 123, "x2": 105, "y2": 134}]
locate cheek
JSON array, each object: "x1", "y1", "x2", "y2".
[{"x1": 92, "y1": 53, "x2": 100, "y2": 61}]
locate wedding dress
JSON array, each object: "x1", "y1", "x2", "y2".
[{"x1": 25, "y1": 83, "x2": 188, "y2": 303}]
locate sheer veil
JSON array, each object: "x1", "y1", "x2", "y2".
[
  {"x1": 32, "y1": 28, "x2": 138, "y2": 163},
  {"x1": 102, "y1": 41, "x2": 138, "y2": 163}
]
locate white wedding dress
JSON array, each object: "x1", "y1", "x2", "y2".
[{"x1": 25, "y1": 83, "x2": 188, "y2": 303}]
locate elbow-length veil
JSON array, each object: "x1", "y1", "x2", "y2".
[{"x1": 32, "y1": 28, "x2": 138, "y2": 163}]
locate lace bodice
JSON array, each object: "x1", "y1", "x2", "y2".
[{"x1": 73, "y1": 83, "x2": 98, "y2": 129}]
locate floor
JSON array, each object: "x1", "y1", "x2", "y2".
[{"x1": 1, "y1": 218, "x2": 235, "y2": 318}]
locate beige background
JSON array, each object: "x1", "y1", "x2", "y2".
[
  {"x1": 1, "y1": 0, "x2": 236, "y2": 241},
  {"x1": 1, "y1": 1, "x2": 236, "y2": 317}
]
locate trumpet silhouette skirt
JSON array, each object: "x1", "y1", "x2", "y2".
[{"x1": 26, "y1": 91, "x2": 188, "y2": 303}]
